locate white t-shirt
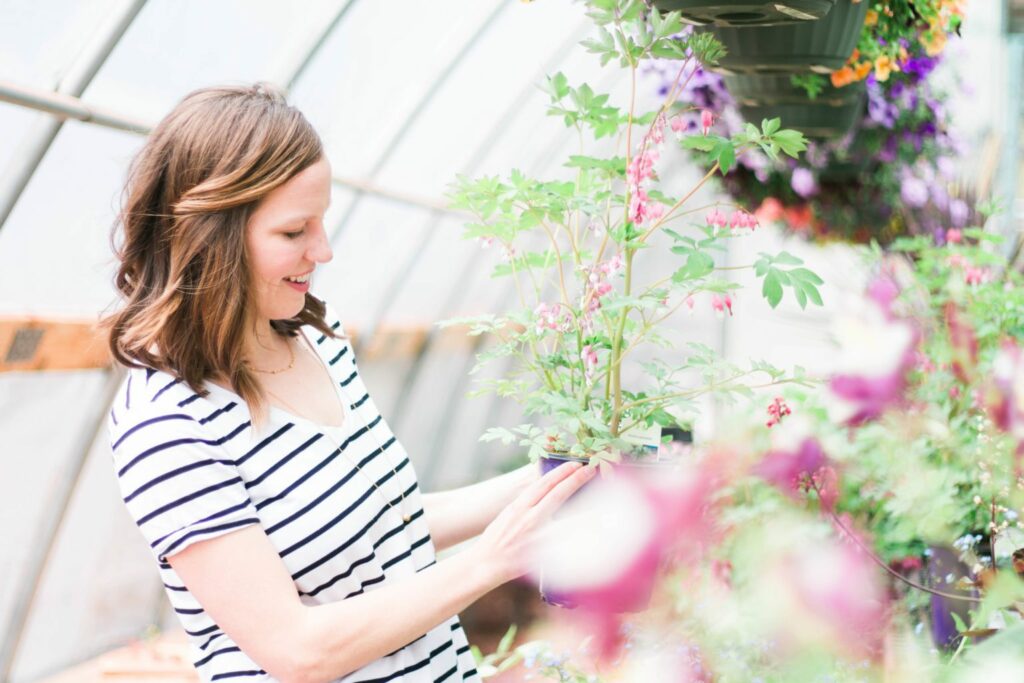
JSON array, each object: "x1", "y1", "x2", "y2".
[{"x1": 109, "y1": 310, "x2": 480, "y2": 683}]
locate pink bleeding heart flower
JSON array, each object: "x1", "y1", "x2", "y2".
[
  {"x1": 580, "y1": 344, "x2": 599, "y2": 380},
  {"x1": 705, "y1": 208, "x2": 727, "y2": 228},
  {"x1": 711, "y1": 294, "x2": 733, "y2": 318},
  {"x1": 964, "y1": 266, "x2": 990, "y2": 286},
  {"x1": 700, "y1": 109, "x2": 713, "y2": 136}
]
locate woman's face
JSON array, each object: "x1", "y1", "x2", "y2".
[{"x1": 246, "y1": 157, "x2": 333, "y2": 323}]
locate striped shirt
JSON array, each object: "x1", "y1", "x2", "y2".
[{"x1": 109, "y1": 309, "x2": 480, "y2": 683}]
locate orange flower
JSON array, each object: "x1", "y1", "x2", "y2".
[
  {"x1": 864, "y1": 9, "x2": 878, "y2": 26},
  {"x1": 874, "y1": 55, "x2": 895, "y2": 82},
  {"x1": 922, "y1": 28, "x2": 948, "y2": 57},
  {"x1": 830, "y1": 66, "x2": 855, "y2": 88},
  {"x1": 854, "y1": 61, "x2": 872, "y2": 81}
]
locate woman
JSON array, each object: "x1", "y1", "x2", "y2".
[{"x1": 105, "y1": 84, "x2": 594, "y2": 683}]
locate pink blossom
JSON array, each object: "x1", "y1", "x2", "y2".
[
  {"x1": 964, "y1": 266, "x2": 990, "y2": 286},
  {"x1": 765, "y1": 397, "x2": 792, "y2": 428},
  {"x1": 684, "y1": 295, "x2": 695, "y2": 311},
  {"x1": 629, "y1": 187, "x2": 662, "y2": 225},
  {"x1": 754, "y1": 437, "x2": 830, "y2": 505},
  {"x1": 828, "y1": 278, "x2": 917, "y2": 425},
  {"x1": 946, "y1": 228, "x2": 962, "y2": 244},
  {"x1": 711, "y1": 294, "x2": 733, "y2": 318},
  {"x1": 476, "y1": 236, "x2": 495, "y2": 249},
  {"x1": 626, "y1": 148, "x2": 659, "y2": 187},
  {"x1": 581, "y1": 344, "x2": 599, "y2": 380},
  {"x1": 700, "y1": 109, "x2": 713, "y2": 136},
  {"x1": 729, "y1": 209, "x2": 758, "y2": 231},
  {"x1": 601, "y1": 253, "x2": 625, "y2": 276},
  {"x1": 946, "y1": 253, "x2": 969, "y2": 269},
  {"x1": 648, "y1": 113, "x2": 666, "y2": 145},
  {"x1": 705, "y1": 208, "x2": 727, "y2": 228},
  {"x1": 670, "y1": 115, "x2": 685, "y2": 134}
]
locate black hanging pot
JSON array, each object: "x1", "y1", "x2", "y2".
[
  {"x1": 652, "y1": 0, "x2": 836, "y2": 26},
  {"x1": 724, "y1": 74, "x2": 866, "y2": 139},
  {"x1": 706, "y1": 0, "x2": 870, "y2": 74}
]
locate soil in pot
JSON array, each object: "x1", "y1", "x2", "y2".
[
  {"x1": 705, "y1": 0, "x2": 870, "y2": 74},
  {"x1": 652, "y1": 0, "x2": 835, "y2": 27}
]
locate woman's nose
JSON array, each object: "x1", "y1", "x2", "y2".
[{"x1": 308, "y1": 225, "x2": 333, "y2": 263}]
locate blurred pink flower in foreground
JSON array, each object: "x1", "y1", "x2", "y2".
[
  {"x1": 828, "y1": 278, "x2": 917, "y2": 425},
  {"x1": 530, "y1": 464, "x2": 714, "y2": 659}
]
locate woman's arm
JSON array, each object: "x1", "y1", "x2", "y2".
[
  {"x1": 421, "y1": 464, "x2": 539, "y2": 551},
  {"x1": 169, "y1": 461, "x2": 593, "y2": 683}
]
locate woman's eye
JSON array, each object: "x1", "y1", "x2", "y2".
[{"x1": 284, "y1": 229, "x2": 304, "y2": 239}]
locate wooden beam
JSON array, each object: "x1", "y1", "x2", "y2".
[
  {"x1": 0, "y1": 316, "x2": 488, "y2": 372},
  {"x1": 0, "y1": 316, "x2": 110, "y2": 372}
]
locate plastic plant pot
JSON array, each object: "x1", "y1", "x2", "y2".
[
  {"x1": 724, "y1": 74, "x2": 866, "y2": 139},
  {"x1": 706, "y1": 0, "x2": 870, "y2": 74},
  {"x1": 652, "y1": 0, "x2": 836, "y2": 27}
]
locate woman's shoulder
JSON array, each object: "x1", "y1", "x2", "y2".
[{"x1": 107, "y1": 365, "x2": 238, "y2": 453}]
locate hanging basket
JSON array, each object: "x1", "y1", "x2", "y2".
[
  {"x1": 706, "y1": 0, "x2": 870, "y2": 74},
  {"x1": 723, "y1": 74, "x2": 865, "y2": 139},
  {"x1": 651, "y1": 0, "x2": 836, "y2": 26}
]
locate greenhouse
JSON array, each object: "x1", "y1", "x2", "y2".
[{"x1": 2, "y1": 0, "x2": 1024, "y2": 681}]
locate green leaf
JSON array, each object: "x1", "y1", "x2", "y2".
[
  {"x1": 679, "y1": 135, "x2": 717, "y2": 152},
  {"x1": 761, "y1": 117, "x2": 780, "y2": 136},
  {"x1": 762, "y1": 269, "x2": 783, "y2": 308},
  {"x1": 787, "y1": 266, "x2": 824, "y2": 285},
  {"x1": 773, "y1": 129, "x2": 807, "y2": 158},
  {"x1": 771, "y1": 251, "x2": 804, "y2": 266},
  {"x1": 497, "y1": 624, "x2": 517, "y2": 655}
]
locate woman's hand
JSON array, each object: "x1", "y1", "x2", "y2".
[{"x1": 471, "y1": 461, "x2": 597, "y2": 585}]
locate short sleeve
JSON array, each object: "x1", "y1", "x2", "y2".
[{"x1": 111, "y1": 405, "x2": 260, "y2": 563}]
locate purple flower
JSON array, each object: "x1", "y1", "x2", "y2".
[
  {"x1": 900, "y1": 177, "x2": 929, "y2": 207},
  {"x1": 791, "y1": 167, "x2": 818, "y2": 198}
]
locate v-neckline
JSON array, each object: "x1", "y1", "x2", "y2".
[{"x1": 204, "y1": 326, "x2": 353, "y2": 435}]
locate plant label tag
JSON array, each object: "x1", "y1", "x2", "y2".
[{"x1": 622, "y1": 423, "x2": 662, "y2": 454}]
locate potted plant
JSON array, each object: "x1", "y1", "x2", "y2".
[
  {"x1": 648, "y1": 33, "x2": 969, "y2": 244},
  {"x1": 704, "y1": 0, "x2": 870, "y2": 75},
  {"x1": 723, "y1": 73, "x2": 866, "y2": 138},
  {"x1": 652, "y1": 0, "x2": 836, "y2": 27},
  {"x1": 442, "y1": 2, "x2": 821, "y2": 477}
]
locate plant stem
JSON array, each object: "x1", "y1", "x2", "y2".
[{"x1": 812, "y1": 479, "x2": 982, "y2": 603}]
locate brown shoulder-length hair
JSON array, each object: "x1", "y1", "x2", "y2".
[{"x1": 105, "y1": 83, "x2": 338, "y2": 414}]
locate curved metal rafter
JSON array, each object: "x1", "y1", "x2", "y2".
[
  {"x1": 324, "y1": 0, "x2": 512, "y2": 247},
  {"x1": 0, "y1": 0, "x2": 148, "y2": 236},
  {"x1": 351, "y1": 20, "x2": 593, "y2": 359}
]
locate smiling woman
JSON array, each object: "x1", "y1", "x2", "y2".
[{"x1": 101, "y1": 84, "x2": 596, "y2": 683}]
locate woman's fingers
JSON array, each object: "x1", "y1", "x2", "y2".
[
  {"x1": 520, "y1": 462, "x2": 584, "y2": 508},
  {"x1": 532, "y1": 463, "x2": 597, "y2": 515}
]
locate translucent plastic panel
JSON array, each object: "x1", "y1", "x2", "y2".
[
  {"x1": 12, "y1": 425, "x2": 161, "y2": 683},
  {"x1": 0, "y1": 101, "x2": 42, "y2": 176},
  {"x1": 83, "y1": 0, "x2": 342, "y2": 125},
  {"x1": 0, "y1": 370, "x2": 111, "y2": 665},
  {"x1": 374, "y1": 0, "x2": 601, "y2": 197},
  {"x1": 289, "y1": 0, "x2": 504, "y2": 181},
  {"x1": 0, "y1": 0, "x2": 121, "y2": 87},
  {"x1": 314, "y1": 195, "x2": 435, "y2": 327},
  {"x1": 0, "y1": 120, "x2": 142, "y2": 316}
]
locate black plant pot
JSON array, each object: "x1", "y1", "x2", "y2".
[
  {"x1": 652, "y1": 0, "x2": 835, "y2": 26},
  {"x1": 723, "y1": 74, "x2": 865, "y2": 139},
  {"x1": 706, "y1": 0, "x2": 870, "y2": 74}
]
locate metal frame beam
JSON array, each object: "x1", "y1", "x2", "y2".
[{"x1": 0, "y1": 0, "x2": 148, "y2": 235}]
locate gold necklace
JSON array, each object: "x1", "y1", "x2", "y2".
[
  {"x1": 267, "y1": 336, "x2": 412, "y2": 524},
  {"x1": 249, "y1": 338, "x2": 296, "y2": 375}
]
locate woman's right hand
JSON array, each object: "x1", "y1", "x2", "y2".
[{"x1": 471, "y1": 461, "x2": 597, "y2": 585}]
